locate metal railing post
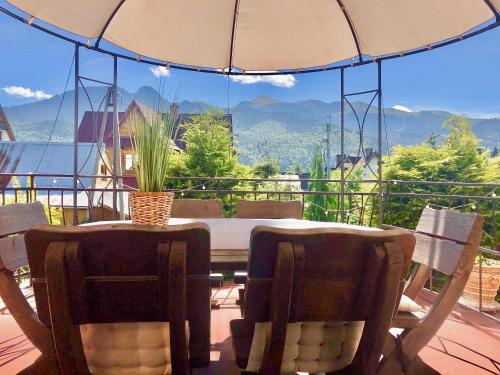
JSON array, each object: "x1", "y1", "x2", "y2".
[
  {"x1": 340, "y1": 68, "x2": 345, "y2": 222},
  {"x1": 73, "y1": 44, "x2": 79, "y2": 226},
  {"x1": 377, "y1": 60, "x2": 383, "y2": 227}
]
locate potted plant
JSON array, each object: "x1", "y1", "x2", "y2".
[
  {"x1": 128, "y1": 99, "x2": 178, "y2": 225},
  {"x1": 460, "y1": 256, "x2": 500, "y2": 312}
]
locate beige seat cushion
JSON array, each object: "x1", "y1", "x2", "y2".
[
  {"x1": 398, "y1": 295, "x2": 422, "y2": 312},
  {"x1": 246, "y1": 321, "x2": 364, "y2": 373},
  {"x1": 80, "y1": 322, "x2": 189, "y2": 375}
]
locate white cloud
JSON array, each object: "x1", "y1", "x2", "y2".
[
  {"x1": 2, "y1": 86, "x2": 53, "y2": 100},
  {"x1": 150, "y1": 66, "x2": 170, "y2": 78},
  {"x1": 392, "y1": 104, "x2": 412, "y2": 112},
  {"x1": 230, "y1": 74, "x2": 296, "y2": 88}
]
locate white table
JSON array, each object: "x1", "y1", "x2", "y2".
[{"x1": 86, "y1": 218, "x2": 378, "y2": 271}]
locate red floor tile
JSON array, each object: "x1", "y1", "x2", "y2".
[{"x1": 1, "y1": 285, "x2": 499, "y2": 374}]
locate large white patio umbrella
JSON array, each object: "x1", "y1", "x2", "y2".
[{"x1": 5, "y1": 0, "x2": 500, "y2": 73}]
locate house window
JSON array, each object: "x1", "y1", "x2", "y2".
[
  {"x1": 100, "y1": 164, "x2": 107, "y2": 181},
  {"x1": 125, "y1": 154, "x2": 134, "y2": 171}
]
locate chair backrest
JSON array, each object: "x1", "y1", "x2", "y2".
[
  {"x1": 25, "y1": 223, "x2": 211, "y2": 373},
  {"x1": 235, "y1": 200, "x2": 302, "y2": 219},
  {"x1": 0, "y1": 202, "x2": 48, "y2": 271},
  {"x1": 171, "y1": 198, "x2": 224, "y2": 218},
  {"x1": 242, "y1": 226, "x2": 415, "y2": 374},
  {"x1": 404, "y1": 207, "x2": 484, "y2": 299}
]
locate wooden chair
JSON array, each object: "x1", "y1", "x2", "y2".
[
  {"x1": 230, "y1": 226, "x2": 416, "y2": 375},
  {"x1": 233, "y1": 200, "x2": 303, "y2": 291},
  {"x1": 378, "y1": 207, "x2": 484, "y2": 375},
  {"x1": 0, "y1": 202, "x2": 56, "y2": 371},
  {"x1": 171, "y1": 198, "x2": 224, "y2": 218},
  {"x1": 235, "y1": 200, "x2": 303, "y2": 219},
  {"x1": 24, "y1": 223, "x2": 211, "y2": 374}
]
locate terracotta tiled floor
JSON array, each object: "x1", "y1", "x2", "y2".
[{"x1": 1, "y1": 284, "x2": 499, "y2": 375}]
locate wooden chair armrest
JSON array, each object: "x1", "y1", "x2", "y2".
[
  {"x1": 391, "y1": 312, "x2": 421, "y2": 329},
  {"x1": 0, "y1": 259, "x2": 54, "y2": 356}
]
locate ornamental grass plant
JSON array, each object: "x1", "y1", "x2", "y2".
[{"x1": 128, "y1": 97, "x2": 178, "y2": 192}]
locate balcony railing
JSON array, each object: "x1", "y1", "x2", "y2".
[{"x1": 1, "y1": 173, "x2": 498, "y2": 316}]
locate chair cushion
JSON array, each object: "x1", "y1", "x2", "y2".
[
  {"x1": 80, "y1": 322, "x2": 189, "y2": 375},
  {"x1": 398, "y1": 295, "x2": 422, "y2": 312},
  {"x1": 246, "y1": 321, "x2": 364, "y2": 373}
]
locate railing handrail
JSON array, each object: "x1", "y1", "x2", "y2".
[{"x1": 1, "y1": 172, "x2": 498, "y2": 187}]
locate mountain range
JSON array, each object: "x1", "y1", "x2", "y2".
[{"x1": 3, "y1": 86, "x2": 499, "y2": 169}]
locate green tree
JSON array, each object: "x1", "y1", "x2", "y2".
[
  {"x1": 179, "y1": 111, "x2": 242, "y2": 177},
  {"x1": 167, "y1": 110, "x2": 251, "y2": 211},
  {"x1": 383, "y1": 115, "x2": 497, "y2": 246},
  {"x1": 252, "y1": 157, "x2": 281, "y2": 178},
  {"x1": 287, "y1": 163, "x2": 302, "y2": 175},
  {"x1": 304, "y1": 148, "x2": 330, "y2": 221},
  {"x1": 425, "y1": 131, "x2": 439, "y2": 149},
  {"x1": 303, "y1": 148, "x2": 364, "y2": 223}
]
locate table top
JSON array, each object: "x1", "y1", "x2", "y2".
[{"x1": 85, "y1": 218, "x2": 378, "y2": 250}]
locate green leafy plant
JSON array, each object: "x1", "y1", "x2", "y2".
[
  {"x1": 252, "y1": 157, "x2": 281, "y2": 178},
  {"x1": 303, "y1": 147, "x2": 333, "y2": 222},
  {"x1": 129, "y1": 100, "x2": 178, "y2": 192},
  {"x1": 382, "y1": 115, "x2": 498, "y2": 246},
  {"x1": 165, "y1": 110, "x2": 252, "y2": 215}
]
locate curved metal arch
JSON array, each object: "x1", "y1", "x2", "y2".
[
  {"x1": 95, "y1": 0, "x2": 127, "y2": 48},
  {"x1": 227, "y1": 0, "x2": 240, "y2": 73},
  {"x1": 342, "y1": 91, "x2": 378, "y2": 180},
  {"x1": 0, "y1": 5, "x2": 498, "y2": 76},
  {"x1": 483, "y1": 0, "x2": 500, "y2": 20},
  {"x1": 336, "y1": 0, "x2": 363, "y2": 62}
]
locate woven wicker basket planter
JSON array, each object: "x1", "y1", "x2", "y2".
[
  {"x1": 459, "y1": 261, "x2": 500, "y2": 312},
  {"x1": 129, "y1": 191, "x2": 174, "y2": 226}
]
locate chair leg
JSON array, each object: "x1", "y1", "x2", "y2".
[
  {"x1": 17, "y1": 354, "x2": 59, "y2": 375},
  {"x1": 377, "y1": 353, "x2": 405, "y2": 375},
  {"x1": 237, "y1": 288, "x2": 245, "y2": 305},
  {"x1": 378, "y1": 334, "x2": 409, "y2": 375}
]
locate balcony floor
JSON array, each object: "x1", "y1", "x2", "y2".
[{"x1": 1, "y1": 284, "x2": 499, "y2": 375}]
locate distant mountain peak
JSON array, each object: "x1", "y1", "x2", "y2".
[
  {"x1": 251, "y1": 96, "x2": 282, "y2": 105},
  {"x1": 135, "y1": 85, "x2": 157, "y2": 93}
]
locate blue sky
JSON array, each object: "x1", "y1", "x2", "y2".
[{"x1": 0, "y1": 2, "x2": 499, "y2": 118}]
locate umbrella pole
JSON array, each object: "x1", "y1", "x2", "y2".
[
  {"x1": 340, "y1": 68, "x2": 345, "y2": 222},
  {"x1": 112, "y1": 56, "x2": 124, "y2": 220},
  {"x1": 377, "y1": 60, "x2": 383, "y2": 226}
]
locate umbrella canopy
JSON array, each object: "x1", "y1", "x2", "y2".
[{"x1": 6, "y1": 0, "x2": 500, "y2": 73}]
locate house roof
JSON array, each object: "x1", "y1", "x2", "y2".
[
  {"x1": 78, "y1": 100, "x2": 167, "y2": 148},
  {"x1": 78, "y1": 100, "x2": 230, "y2": 151},
  {"x1": 78, "y1": 110, "x2": 126, "y2": 147},
  {"x1": 334, "y1": 155, "x2": 362, "y2": 169},
  {"x1": 364, "y1": 148, "x2": 380, "y2": 164},
  {"x1": 0, "y1": 141, "x2": 103, "y2": 188},
  {"x1": 47, "y1": 190, "x2": 130, "y2": 213},
  {"x1": 0, "y1": 105, "x2": 15, "y2": 141}
]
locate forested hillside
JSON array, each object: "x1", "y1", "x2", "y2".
[{"x1": 3, "y1": 86, "x2": 498, "y2": 169}]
